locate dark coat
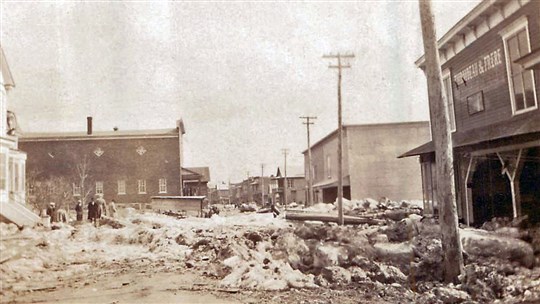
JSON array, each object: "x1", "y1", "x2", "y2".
[
  {"x1": 75, "y1": 203, "x2": 83, "y2": 221},
  {"x1": 46, "y1": 206, "x2": 57, "y2": 223},
  {"x1": 88, "y1": 201, "x2": 99, "y2": 220}
]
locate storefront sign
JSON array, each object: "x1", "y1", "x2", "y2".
[{"x1": 453, "y1": 48, "x2": 503, "y2": 83}]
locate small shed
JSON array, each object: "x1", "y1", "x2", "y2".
[{"x1": 150, "y1": 196, "x2": 208, "y2": 217}]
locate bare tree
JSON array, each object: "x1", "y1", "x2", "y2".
[
  {"x1": 75, "y1": 154, "x2": 93, "y2": 203},
  {"x1": 26, "y1": 173, "x2": 74, "y2": 214}
]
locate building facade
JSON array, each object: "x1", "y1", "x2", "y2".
[
  {"x1": 229, "y1": 176, "x2": 271, "y2": 205},
  {"x1": 271, "y1": 174, "x2": 307, "y2": 206},
  {"x1": 402, "y1": 0, "x2": 540, "y2": 225},
  {"x1": 0, "y1": 46, "x2": 39, "y2": 226},
  {"x1": 19, "y1": 118, "x2": 186, "y2": 207},
  {"x1": 305, "y1": 122, "x2": 431, "y2": 204},
  {"x1": 181, "y1": 167, "x2": 210, "y2": 197}
]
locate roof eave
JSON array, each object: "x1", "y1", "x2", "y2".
[{"x1": 415, "y1": 0, "x2": 499, "y2": 68}]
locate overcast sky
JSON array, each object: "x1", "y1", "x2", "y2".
[{"x1": 1, "y1": 1, "x2": 480, "y2": 184}]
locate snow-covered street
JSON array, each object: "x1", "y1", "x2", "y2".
[{"x1": 2, "y1": 200, "x2": 540, "y2": 303}]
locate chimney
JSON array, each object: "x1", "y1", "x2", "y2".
[{"x1": 87, "y1": 116, "x2": 93, "y2": 135}]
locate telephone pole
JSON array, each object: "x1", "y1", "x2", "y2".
[
  {"x1": 419, "y1": 0, "x2": 464, "y2": 282},
  {"x1": 261, "y1": 163, "x2": 265, "y2": 205},
  {"x1": 300, "y1": 116, "x2": 317, "y2": 206},
  {"x1": 323, "y1": 52, "x2": 354, "y2": 226},
  {"x1": 282, "y1": 149, "x2": 289, "y2": 207}
]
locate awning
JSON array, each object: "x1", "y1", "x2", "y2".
[
  {"x1": 399, "y1": 114, "x2": 540, "y2": 158},
  {"x1": 515, "y1": 48, "x2": 540, "y2": 70},
  {"x1": 312, "y1": 176, "x2": 350, "y2": 189}
]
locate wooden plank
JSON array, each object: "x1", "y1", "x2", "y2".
[{"x1": 285, "y1": 212, "x2": 383, "y2": 225}]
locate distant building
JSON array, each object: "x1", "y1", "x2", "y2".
[
  {"x1": 270, "y1": 168, "x2": 307, "y2": 205},
  {"x1": 0, "y1": 46, "x2": 39, "y2": 226},
  {"x1": 181, "y1": 167, "x2": 210, "y2": 197},
  {"x1": 19, "y1": 117, "x2": 186, "y2": 207},
  {"x1": 208, "y1": 187, "x2": 230, "y2": 205},
  {"x1": 402, "y1": 0, "x2": 540, "y2": 226},
  {"x1": 230, "y1": 176, "x2": 271, "y2": 205},
  {"x1": 304, "y1": 122, "x2": 430, "y2": 204}
]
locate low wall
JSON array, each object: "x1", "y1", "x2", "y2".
[{"x1": 150, "y1": 196, "x2": 207, "y2": 217}]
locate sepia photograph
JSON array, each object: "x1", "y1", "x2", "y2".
[{"x1": 0, "y1": 0, "x2": 539, "y2": 303}]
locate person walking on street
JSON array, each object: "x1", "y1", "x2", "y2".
[
  {"x1": 88, "y1": 197, "x2": 99, "y2": 227},
  {"x1": 75, "y1": 200, "x2": 83, "y2": 222}
]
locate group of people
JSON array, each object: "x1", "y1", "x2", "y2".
[{"x1": 46, "y1": 195, "x2": 117, "y2": 227}]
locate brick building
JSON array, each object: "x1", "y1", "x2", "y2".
[
  {"x1": 20, "y1": 117, "x2": 186, "y2": 206},
  {"x1": 305, "y1": 121, "x2": 430, "y2": 204},
  {"x1": 401, "y1": 0, "x2": 540, "y2": 225}
]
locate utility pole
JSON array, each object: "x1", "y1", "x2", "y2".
[
  {"x1": 300, "y1": 116, "x2": 317, "y2": 207},
  {"x1": 419, "y1": 0, "x2": 464, "y2": 283},
  {"x1": 323, "y1": 52, "x2": 354, "y2": 226},
  {"x1": 261, "y1": 164, "x2": 265, "y2": 205},
  {"x1": 282, "y1": 149, "x2": 289, "y2": 207}
]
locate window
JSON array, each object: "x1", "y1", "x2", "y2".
[
  {"x1": 73, "y1": 183, "x2": 81, "y2": 196},
  {"x1": 326, "y1": 155, "x2": 332, "y2": 178},
  {"x1": 287, "y1": 179, "x2": 293, "y2": 188},
  {"x1": 467, "y1": 91, "x2": 485, "y2": 115},
  {"x1": 117, "y1": 180, "x2": 126, "y2": 195},
  {"x1": 95, "y1": 181, "x2": 104, "y2": 195},
  {"x1": 9, "y1": 158, "x2": 14, "y2": 192},
  {"x1": 159, "y1": 178, "x2": 167, "y2": 193},
  {"x1": 20, "y1": 163, "x2": 25, "y2": 194},
  {"x1": 501, "y1": 17, "x2": 538, "y2": 114},
  {"x1": 0, "y1": 152, "x2": 5, "y2": 190},
  {"x1": 442, "y1": 71, "x2": 456, "y2": 131},
  {"x1": 138, "y1": 179, "x2": 146, "y2": 194}
]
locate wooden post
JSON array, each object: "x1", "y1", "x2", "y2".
[
  {"x1": 282, "y1": 148, "x2": 289, "y2": 207},
  {"x1": 301, "y1": 116, "x2": 317, "y2": 206},
  {"x1": 419, "y1": 0, "x2": 464, "y2": 283},
  {"x1": 323, "y1": 53, "x2": 354, "y2": 226},
  {"x1": 496, "y1": 149, "x2": 524, "y2": 218}
]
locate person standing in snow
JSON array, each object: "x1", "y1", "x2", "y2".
[
  {"x1": 46, "y1": 202, "x2": 57, "y2": 223},
  {"x1": 109, "y1": 199, "x2": 117, "y2": 218},
  {"x1": 88, "y1": 197, "x2": 99, "y2": 227},
  {"x1": 270, "y1": 200, "x2": 280, "y2": 218},
  {"x1": 75, "y1": 200, "x2": 84, "y2": 222},
  {"x1": 96, "y1": 194, "x2": 107, "y2": 217}
]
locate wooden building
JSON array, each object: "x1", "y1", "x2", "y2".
[
  {"x1": 0, "y1": 46, "x2": 39, "y2": 226},
  {"x1": 20, "y1": 117, "x2": 186, "y2": 207},
  {"x1": 270, "y1": 169, "x2": 307, "y2": 206},
  {"x1": 401, "y1": 0, "x2": 540, "y2": 225},
  {"x1": 181, "y1": 167, "x2": 210, "y2": 197},
  {"x1": 305, "y1": 122, "x2": 430, "y2": 204}
]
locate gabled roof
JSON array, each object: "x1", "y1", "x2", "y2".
[
  {"x1": 416, "y1": 0, "x2": 530, "y2": 68},
  {"x1": 302, "y1": 121, "x2": 429, "y2": 154},
  {"x1": 0, "y1": 46, "x2": 15, "y2": 89},
  {"x1": 183, "y1": 167, "x2": 210, "y2": 182}
]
